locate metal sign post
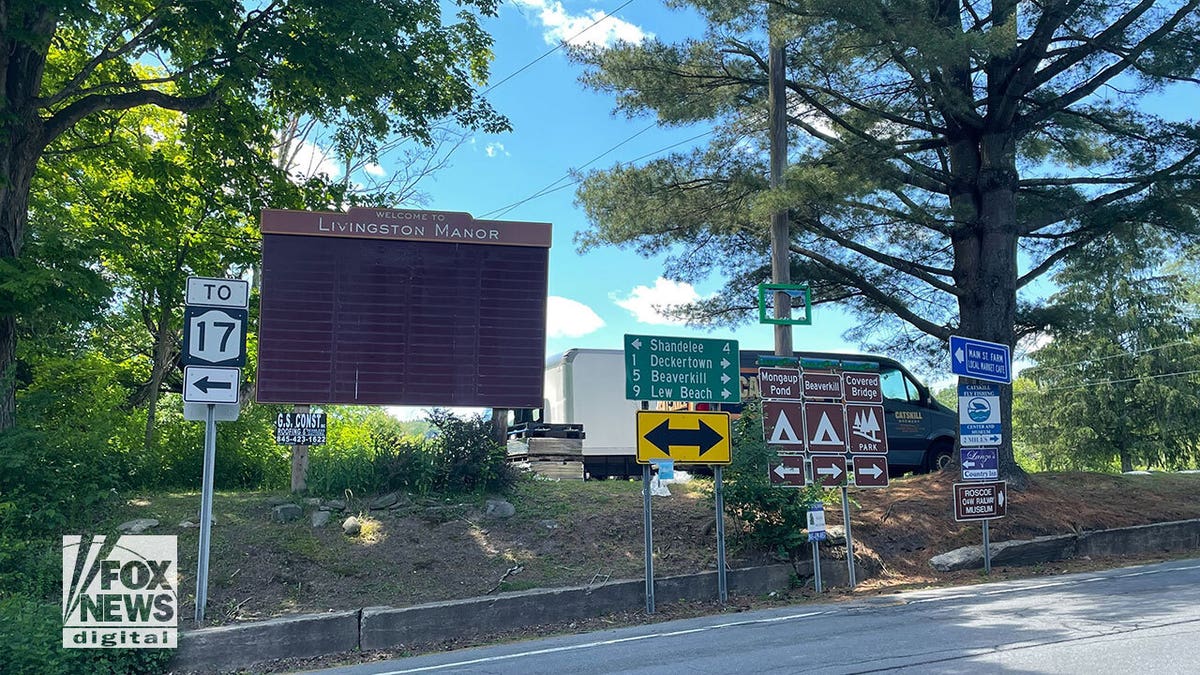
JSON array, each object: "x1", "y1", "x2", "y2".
[
  {"x1": 184, "y1": 276, "x2": 247, "y2": 625},
  {"x1": 807, "y1": 501, "x2": 826, "y2": 593},
  {"x1": 195, "y1": 403, "x2": 217, "y2": 625},
  {"x1": 715, "y1": 466, "x2": 728, "y2": 604},
  {"x1": 841, "y1": 486, "x2": 856, "y2": 587},
  {"x1": 642, "y1": 462, "x2": 655, "y2": 615},
  {"x1": 983, "y1": 520, "x2": 992, "y2": 574}
]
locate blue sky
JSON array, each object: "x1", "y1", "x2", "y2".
[
  {"x1": 284, "y1": 0, "x2": 1198, "y2": 397},
  {"x1": 269, "y1": 1, "x2": 860, "y2": 365},
  {"x1": 443, "y1": 1, "x2": 860, "y2": 358}
]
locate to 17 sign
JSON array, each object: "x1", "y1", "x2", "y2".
[{"x1": 183, "y1": 306, "x2": 248, "y2": 367}]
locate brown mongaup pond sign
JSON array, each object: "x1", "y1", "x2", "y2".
[{"x1": 256, "y1": 207, "x2": 551, "y2": 408}]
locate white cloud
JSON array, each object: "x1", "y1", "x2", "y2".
[
  {"x1": 547, "y1": 296, "x2": 605, "y2": 338},
  {"x1": 485, "y1": 142, "x2": 509, "y2": 158},
  {"x1": 612, "y1": 278, "x2": 710, "y2": 325},
  {"x1": 284, "y1": 139, "x2": 342, "y2": 182},
  {"x1": 511, "y1": 0, "x2": 650, "y2": 48},
  {"x1": 363, "y1": 162, "x2": 386, "y2": 177}
]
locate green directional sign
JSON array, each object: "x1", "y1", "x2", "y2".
[{"x1": 624, "y1": 334, "x2": 741, "y2": 403}]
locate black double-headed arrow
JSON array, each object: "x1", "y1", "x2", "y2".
[
  {"x1": 644, "y1": 419, "x2": 724, "y2": 457},
  {"x1": 193, "y1": 376, "x2": 233, "y2": 394}
]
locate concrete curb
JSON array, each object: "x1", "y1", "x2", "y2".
[
  {"x1": 171, "y1": 564, "x2": 798, "y2": 673},
  {"x1": 930, "y1": 518, "x2": 1200, "y2": 572},
  {"x1": 174, "y1": 609, "x2": 360, "y2": 672},
  {"x1": 360, "y1": 564, "x2": 802, "y2": 650}
]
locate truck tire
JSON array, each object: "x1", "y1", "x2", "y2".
[{"x1": 925, "y1": 439, "x2": 955, "y2": 473}]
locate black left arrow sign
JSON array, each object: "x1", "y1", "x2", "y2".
[
  {"x1": 644, "y1": 419, "x2": 724, "y2": 457},
  {"x1": 194, "y1": 376, "x2": 232, "y2": 394}
]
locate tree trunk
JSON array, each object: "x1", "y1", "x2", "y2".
[
  {"x1": 0, "y1": 136, "x2": 39, "y2": 433},
  {"x1": 951, "y1": 131, "x2": 1029, "y2": 488},
  {"x1": 143, "y1": 299, "x2": 176, "y2": 450}
]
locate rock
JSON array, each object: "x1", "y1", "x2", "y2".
[
  {"x1": 342, "y1": 516, "x2": 362, "y2": 536},
  {"x1": 539, "y1": 519, "x2": 559, "y2": 530},
  {"x1": 195, "y1": 512, "x2": 216, "y2": 526},
  {"x1": 325, "y1": 499, "x2": 346, "y2": 511},
  {"x1": 484, "y1": 499, "x2": 515, "y2": 519},
  {"x1": 178, "y1": 521, "x2": 196, "y2": 529},
  {"x1": 265, "y1": 495, "x2": 291, "y2": 506},
  {"x1": 311, "y1": 511, "x2": 331, "y2": 528},
  {"x1": 303, "y1": 497, "x2": 321, "y2": 506},
  {"x1": 118, "y1": 518, "x2": 159, "y2": 534},
  {"x1": 369, "y1": 492, "x2": 403, "y2": 510},
  {"x1": 272, "y1": 503, "x2": 303, "y2": 523}
]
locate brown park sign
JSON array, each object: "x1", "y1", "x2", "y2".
[
  {"x1": 758, "y1": 367, "x2": 801, "y2": 400},
  {"x1": 846, "y1": 403, "x2": 888, "y2": 454},
  {"x1": 802, "y1": 372, "x2": 843, "y2": 400},
  {"x1": 763, "y1": 400, "x2": 805, "y2": 450},
  {"x1": 804, "y1": 402, "x2": 849, "y2": 453},
  {"x1": 954, "y1": 481, "x2": 1008, "y2": 521},
  {"x1": 851, "y1": 455, "x2": 889, "y2": 488},
  {"x1": 768, "y1": 455, "x2": 806, "y2": 487},
  {"x1": 842, "y1": 372, "x2": 883, "y2": 404},
  {"x1": 810, "y1": 454, "x2": 847, "y2": 488}
]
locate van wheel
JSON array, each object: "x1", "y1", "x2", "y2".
[{"x1": 925, "y1": 440, "x2": 955, "y2": 473}]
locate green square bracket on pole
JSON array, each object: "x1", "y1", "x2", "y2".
[{"x1": 758, "y1": 283, "x2": 812, "y2": 325}]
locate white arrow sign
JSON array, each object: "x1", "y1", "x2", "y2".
[
  {"x1": 773, "y1": 464, "x2": 802, "y2": 479},
  {"x1": 817, "y1": 463, "x2": 843, "y2": 479},
  {"x1": 721, "y1": 373, "x2": 731, "y2": 384},
  {"x1": 184, "y1": 366, "x2": 241, "y2": 404},
  {"x1": 857, "y1": 464, "x2": 882, "y2": 479},
  {"x1": 722, "y1": 389, "x2": 732, "y2": 399},
  {"x1": 963, "y1": 460, "x2": 976, "y2": 468},
  {"x1": 998, "y1": 490, "x2": 1006, "y2": 508},
  {"x1": 955, "y1": 347, "x2": 965, "y2": 363},
  {"x1": 720, "y1": 358, "x2": 730, "y2": 369},
  {"x1": 631, "y1": 338, "x2": 642, "y2": 350}
]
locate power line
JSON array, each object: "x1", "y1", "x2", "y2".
[
  {"x1": 481, "y1": 126, "x2": 718, "y2": 219},
  {"x1": 1026, "y1": 340, "x2": 1197, "y2": 375},
  {"x1": 1042, "y1": 367, "x2": 1200, "y2": 392},
  {"x1": 482, "y1": 0, "x2": 639, "y2": 96}
]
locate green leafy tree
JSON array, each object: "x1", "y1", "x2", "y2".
[
  {"x1": 1016, "y1": 238, "x2": 1200, "y2": 472},
  {"x1": 572, "y1": 1, "x2": 1200, "y2": 481},
  {"x1": 0, "y1": 0, "x2": 509, "y2": 431}
]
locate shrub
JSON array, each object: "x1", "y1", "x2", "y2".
[
  {"x1": 0, "y1": 595, "x2": 171, "y2": 675},
  {"x1": 722, "y1": 399, "x2": 835, "y2": 563}
]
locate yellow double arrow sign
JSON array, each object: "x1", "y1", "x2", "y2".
[{"x1": 636, "y1": 410, "x2": 732, "y2": 465}]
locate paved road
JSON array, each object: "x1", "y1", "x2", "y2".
[{"x1": 303, "y1": 557, "x2": 1200, "y2": 674}]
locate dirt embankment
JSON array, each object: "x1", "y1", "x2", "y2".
[{"x1": 109, "y1": 472, "x2": 1200, "y2": 626}]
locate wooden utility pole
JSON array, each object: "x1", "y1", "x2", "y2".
[
  {"x1": 290, "y1": 404, "x2": 310, "y2": 492},
  {"x1": 768, "y1": 32, "x2": 792, "y2": 357}
]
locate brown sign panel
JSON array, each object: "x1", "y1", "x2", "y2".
[
  {"x1": 768, "y1": 455, "x2": 806, "y2": 487},
  {"x1": 846, "y1": 404, "x2": 888, "y2": 454},
  {"x1": 804, "y1": 402, "x2": 848, "y2": 453},
  {"x1": 802, "y1": 372, "x2": 843, "y2": 399},
  {"x1": 256, "y1": 224, "x2": 549, "y2": 407},
  {"x1": 954, "y1": 481, "x2": 1008, "y2": 521},
  {"x1": 852, "y1": 456, "x2": 889, "y2": 488},
  {"x1": 758, "y1": 367, "x2": 801, "y2": 400},
  {"x1": 811, "y1": 454, "x2": 847, "y2": 488},
  {"x1": 261, "y1": 207, "x2": 552, "y2": 248},
  {"x1": 762, "y1": 401, "x2": 805, "y2": 450},
  {"x1": 842, "y1": 372, "x2": 883, "y2": 404}
]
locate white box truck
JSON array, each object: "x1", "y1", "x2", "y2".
[
  {"x1": 516, "y1": 347, "x2": 957, "y2": 479},
  {"x1": 541, "y1": 349, "x2": 642, "y2": 479}
]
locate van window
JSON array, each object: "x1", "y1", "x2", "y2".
[{"x1": 880, "y1": 366, "x2": 920, "y2": 403}]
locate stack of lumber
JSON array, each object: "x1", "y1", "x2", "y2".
[{"x1": 507, "y1": 425, "x2": 584, "y2": 480}]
